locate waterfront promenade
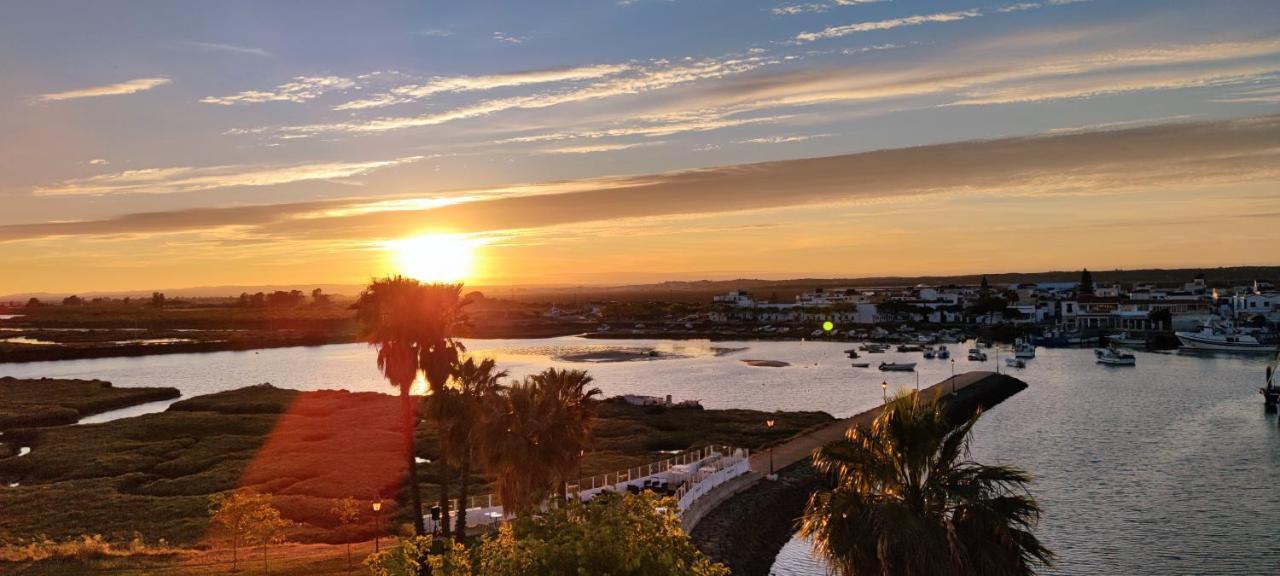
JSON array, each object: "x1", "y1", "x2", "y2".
[{"x1": 689, "y1": 371, "x2": 1029, "y2": 576}]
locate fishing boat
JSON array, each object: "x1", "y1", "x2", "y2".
[
  {"x1": 1005, "y1": 357, "x2": 1026, "y2": 368},
  {"x1": 936, "y1": 345, "x2": 950, "y2": 359},
  {"x1": 878, "y1": 361, "x2": 916, "y2": 372},
  {"x1": 1095, "y1": 346, "x2": 1136, "y2": 366},
  {"x1": 1034, "y1": 330, "x2": 1100, "y2": 347},
  {"x1": 1175, "y1": 321, "x2": 1276, "y2": 353},
  {"x1": 851, "y1": 362, "x2": 870, "y2": 368},
  {"x1": 897, "y1": 344, "x2": 923, "y2": 352},
  {"x1": 967, "y1": 348, "x2": 987, "y2": 362},
  {"x1": 1014, "y1": 339, "x2": 1036, "y2": 359},
  {"x1": 922, "y1": 347, "x2": 936, "y2": 359}
]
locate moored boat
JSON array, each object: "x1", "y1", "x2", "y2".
[
  {"x1": 1005, "y1": 357, "x2": 1026, "y2": 368},
  {"x1": 967, "y1": 348, "x2": 987, "y2": 361},
  {"x1": 878, "y1": 361, "x2": 916, "y2": 372},
  {"x1": 1095, "y1": 346, "x2": 1137, "y2": 366},
  {"x1": 1014, "y1": 338, "x2": 1036, "y2": 359},
  {"x1": 1175, "y1": 321, "x2": 1276, "y2": 353}
]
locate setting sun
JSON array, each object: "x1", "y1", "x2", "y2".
[{"x1": 388, "y1": 234, "x2": 475, "y2": 283}]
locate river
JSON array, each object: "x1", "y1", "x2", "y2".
[{"x1": 1, "y1": 336, "x2": 1277, "y2": 574}]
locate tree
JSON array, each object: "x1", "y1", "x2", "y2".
[
  {"x1": 312, "y1": 287, "x2": 332, "y2": 305},
  {"x1": 62, "y1": 295, "x2": 83, "y2": 306},
  {"x1": 475, "y1": 493, "x2": 729, "y2": 576},
  {"x1": 209, "y1": 490, "x2": 291, "y2": 573},
  {"x1": 353, "y1": 277, "x2": 433, "y2": 536},
  {"x1": 979, "y1": 275, "x2": 991, "y2": 298},
  {"x1": 1079, "y1": 268, "x2": 1094, "y2": 295},
  {"x1": 24, "y1": 297, "x2": 40, "y2": 307},
  {"x1": 416, "y1": 283, "x2": 470, "y2": 539},
  {"x1": 440, "y1": 357, "x2": 508, "y2": 539},
  {"x1": 478, "y1": 379, "x2": 561, "y2": 516},
  {"x1": 801, "y1": 393, "x2": 1052, "y2": 576},
  {"x1": 151, "y1": 292, "x2": 166, "y2": 307},
  {"x1": 529, "y1": 368, "x2": 601, "y2": 503},
  {"x1": 330, "y1": 496, "x2": 361, "y2": 571},
  {"x1": 353, "y1": 278, "x2": 469, "y2": 538}
]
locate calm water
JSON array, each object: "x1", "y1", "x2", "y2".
[{"x1": 2, "y1": 336, "x2": 1278, "y2": 574}]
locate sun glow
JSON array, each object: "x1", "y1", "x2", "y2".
[{"x1": 388, "y1": 234, "x2": 476, "y2": 283}]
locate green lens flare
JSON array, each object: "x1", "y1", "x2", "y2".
[{"x1": 823, "y1": 321, "x2": 834, "y2": 331}]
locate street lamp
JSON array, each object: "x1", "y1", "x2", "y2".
[
  {"x1": 950, "y1": 358, "x2": 956, "y2": 395},
  {"x1": 881, "y1": 381, "x2": 888, "y2": 406},
  {"x1": 765, "y1": 419, "x2": 776, "y2": 475},
  {"x1": 371, "y1": 498, "x2": 383, "y2": 554}
]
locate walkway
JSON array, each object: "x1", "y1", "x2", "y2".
[{"x1": 689, "y1": 371, "x2": 1029, "y2": 576}]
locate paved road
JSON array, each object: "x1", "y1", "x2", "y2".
[{"x1": 750, "y1": 371, "x2": 997, "y2": 473}]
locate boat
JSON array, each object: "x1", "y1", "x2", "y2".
[
  {"x1": 976, "y1": 338, "x2": 991, "y2": 348},
  {"x1": 846, "y1": 350, "x2": 860, "y2": 359},
  {"x1": 1033, "y1": 330, "x2": 1100, "y2": 347},
  {"x1": 1107, "y1": 331, "x2": 1147, "y2": 348},
  {"x1": 878, "y1": 361, "x2": 916, "y2": 372},
  {"x1": 851, "y1": 362, "x2": 870, "y2": 368},
  {"x1": 896, "y1": 344, "x2": 923, "y2": 352},
  {"x1": 1262, "y1": 354, "x2": 1279, "y2": 411},
  {"x1": 936, "y1": 345, "x2": 950, "y2": 359},
  {"x1": 1175, "y1": 321, "x2": 1276, "y2": 353},
  {"x1": 922, "y1": 347, "x2": 936, "y2": 359},
  {"x1": 967, "y1": 348, "x2": 987, "y2": 362},
  {"x1": 1014, "y1": 339, "x2": 1036, "y2": 359},
  {"x1": 1005, "y1": 357, "x2": 1026, "y2": 368},
  {"x1": 1095, "y1": 346, "x2": 1136, "y2": 366}
]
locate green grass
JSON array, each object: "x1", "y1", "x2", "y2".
[
  {"x1": 0, "y1": 384, "x2": 832, "y2": 551},
  {"x1": 0, "y1": 377, "x2": 179, "y2": 431}
]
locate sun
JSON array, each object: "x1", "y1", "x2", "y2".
[{"x1": 388, "y1": 234, "x2": 475, "y2": 283}]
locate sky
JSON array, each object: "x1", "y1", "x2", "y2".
[{"x1": 1, "y1": 0, "x2": 1279, "y2": 294}]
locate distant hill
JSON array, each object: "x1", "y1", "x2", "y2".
[{"x1": 3, "y1": 266, "x2": 1275, "y2": 304}]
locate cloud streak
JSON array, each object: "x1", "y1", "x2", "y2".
[
  {"x1": 38, "y1": 77, "x2": 171, "y2": 102},
  {"x1": 794, "y1": 10, "x2": 981, "y2": 42},
  {"x1": 334, "y1": 64, "x2": 633, "y2": 111},
  {"x1": 6, "y1": 115, "x2": 1278, "y2": 242},
  {"x1": 33, "y1": 157, "x2": 422, "y2": 197},
  {"x1": 201, "y1": 76, "x2": 355, "y2": 105}
]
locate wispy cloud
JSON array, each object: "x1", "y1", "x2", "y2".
[
  {"x1": 418, "y1": 28, "x2": 454, "y2": 38},
  {"x1": 493, "y1": 31, "x2": 525, "y2": 44},
  {"x1": 201, "y1": 76, "x2": 355, "y2": 105},
  {"x1": 183, "y1": 41, "x2": 271, "y2": 57},
  {"x1": 794, "y1": 10, "x2": 980, "y2": 42},
  {"x1": 996, "y1": 0, "x2": 1088, "y2": 13},
  {"x1": 539, "y1": 141, "x2": 664, "y2": 154},
  {"x1": 37, "y1": 77, "x2": 170, "y2": 102},
  {"x1": 736, "y1": 133, "x2": 832, "y2": 144},
  {"x1": 771, "y1": 4, "x2": 829, "y2": 15},
  {"x1": 334, "y1": 64, "x2": 633, "y2": 111},
  {"x1": 9, "y1": 116, "x2": 1277, "y2": 242},
  {"x1": 498, "y1": 110, "x2": 792, "y2": 144},
  {"x1": 253, "y1": 54, "x2": 778, "y2": 137},
  {"x1": 33, "y1": 157, "x2": 422, "y2": 196},
  {"x1": 87, "y1": 158, "x2": 110, "y2": 166},
  {"x1": 1212, "y1": 84, "x2": 1280, "y2": 104}
]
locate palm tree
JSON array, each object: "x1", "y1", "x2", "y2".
[
  {"x1": 800, "y1": 392, "x2": 1053, "y2": 576},
  {"x1": 478, "y1": 378, "x2": 561, "y2": 516},
  {"x1": 352, "y1": 276, "x2": 432, "y2": 535},
  {"x1": 416, "y1": 283, "x2": 469, "y2": 539},
  {"x1": 445, "y1": 356, "x2": 507, "y2": 538},
  {"x1": 530, "y1": 368, "x2": 602, "y2": 503}
]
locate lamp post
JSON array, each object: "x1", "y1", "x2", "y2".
[
  {"x1": 950, "y1": 358, "x2": 956, "y2": 395},
  {"x1": 371, "y1": 498, "x2": 383, "y2": 554},
  {"x1": 881, "y1": 381, "x2": 888, "y2": 406},
  {"x1": 765, "y1": 419, "x2": 776, "y2": 475}
]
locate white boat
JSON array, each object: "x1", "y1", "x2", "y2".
[
  {"x1": 1107, "y1": 331, "x2": 1146, "y2": 348},
  {"x1": 1014, "y1": 339, "x2": 1036, "y2": 359},
  {"x1": 1005, "y1": 357, "x2": 1026, "y2": 368},
  {"x1": 967, "y1": 348, "x2": 987, "y2": 362},
  {"x1": 878, "y1": 361, "x2": 916, "y2": 372},
  {"x1": 936, "y1": 345, "x2": 950, "y2": 359},
  {"x1": 922, "y1": 347, "x2": 936, "y2": 359},
  {"x1": 1095, "y1": 347, "x2": 1136, "y2": 366},
  {"x1": 1175, "y1": 322, "x2": 1275, "y2": 353}
]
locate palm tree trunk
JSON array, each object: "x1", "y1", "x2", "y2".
[
  {"x1": 438, "y1": 440, "x2": 452, "y2": 538},
  {"x1": 403, "y1": 391, "x2": 426, "y2": 535},
  {"x1": 559, "y1": 480, "x2": 568, "y2": 507},
  {"x1": 454, "y1": 443, "x2": 470, "y2": 539}
]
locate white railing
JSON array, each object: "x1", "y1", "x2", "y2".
[
  {"x1": 675, "y1": 451, "x2": 750, "y2": 511},
  {"x1": 432, "y1": 445, "x2": 750, "y2": 529}
]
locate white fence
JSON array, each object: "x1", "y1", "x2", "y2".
[{"x1": 428, "y1": 445, "x2": 750, "y2": 530}]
